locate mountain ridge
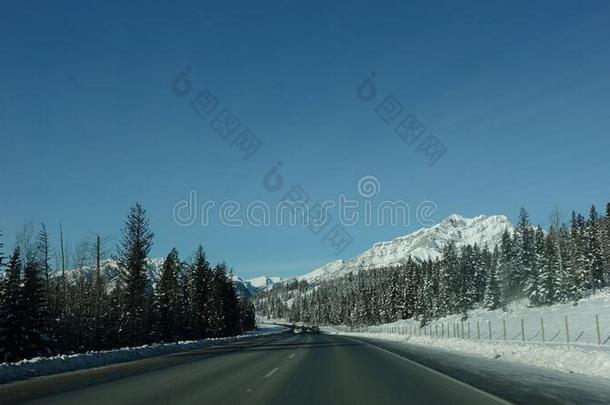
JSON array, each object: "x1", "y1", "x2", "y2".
[{"x1": 267, "y1": 213, "x2": 514, "y2": 287}]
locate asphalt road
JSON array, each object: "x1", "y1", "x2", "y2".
[{"x1": 0, "y1": 331, "x2": 510, "y2": 405}]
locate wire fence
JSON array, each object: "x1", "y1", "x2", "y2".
[{"x1": 341, "y1": 314, "x2": 610, "y2": 347}]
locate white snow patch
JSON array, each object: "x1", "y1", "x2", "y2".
[
  {"x1": 330, "y1": 330, "x2": 610, "y2": 381},
  {"x1": 326, "y1": 289, "x2": 610, "y2": 381}
]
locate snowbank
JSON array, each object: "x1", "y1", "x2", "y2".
[
  {"x1": 0, "y1": 325, "x2": 288, "y2": 384},
  {"x1": 331, "y1": 330, "x2": 610, "y2": 380},
  {"x1": 327, "y1": 290, "x2": 610, "y2": 381}
]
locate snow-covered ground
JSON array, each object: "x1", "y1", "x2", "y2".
[
  {"x1": 0, "y1": 324, "x2": 288, "y2": 384},
  {"x1": 327, "y1": 289, "x2": 610, "y2": 381}
]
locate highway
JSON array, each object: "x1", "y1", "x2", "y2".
[{"x1": 0, "y1": 331, "x2": 606, "y2": 404}]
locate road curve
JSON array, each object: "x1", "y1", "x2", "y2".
[{"x1": 0, "y1": 332, "x2": 509, "y2": 405}]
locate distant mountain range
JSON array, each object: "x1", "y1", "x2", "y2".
[
  {"x1": 67, "y1": 214, "x2": 513, "y2": 297},
  {"x1": 252, "y1": 214, "x2": 514, "y2": 289}
]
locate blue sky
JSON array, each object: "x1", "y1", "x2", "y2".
[{"x1": 2, "y1": 0, "x2": 610, "y2": 279}]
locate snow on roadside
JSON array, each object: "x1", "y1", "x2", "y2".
[
  {"x1": 0, "y1": 324, "x2": 288, "y2": 384},
  {"x1": 322, "y1": 289, "x2": 610, "y2": 380},
  {"x1": 329, "y1": 328, "x2": 610, "y2": 381}
]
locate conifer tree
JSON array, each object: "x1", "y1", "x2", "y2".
[
  {"x1": 483, "y1": 249, "x2": 503, "y2": 309},
  {"x1": 584, "y1": 205, "x2": 604, "y2": 292},
  {"x1": 239, "y1": 299, "x2": 256, "y2": 331},
  {"x1": 153, "y1": 248, "x2": 181, "y2": 342},
  {"x1": 22, "y1": 247, "x2": 54, "y2": 358},
  {"x1": 525, "y1": 226, "x2": 545, "y2": 305},
  {"x1": 0, "y1": 248, "x2": 27, "y2": 362},
  {"x1": 551, "y1": 224, "x2": 572, "y2": 303},
  {"x1": 0, "y1": 230, "x2": 5, "y2": 269},
  {"x1": 603, "y1": 203, "x2": 610, "y2": 285},
  {"x1": 35, "y1": 223, "x2": 52, "y2": 288},
  {"x1": 220, "y1": 266, "x2": 242, "y2": 336},
  {"x1": 457, "y1": 245, "x2": 476, "y2": 316},
  {"x1": 115, "y1": 203, "x2": 154, "y2": 345},
  {"x1": 498, "y1": 229, "x2": 518, "y2": 299},
  {"x1": 517, "y1": 208, "x2": 535, "y2": 299},
  {"x1": 191, "y1": 246, "x2": 212, "y2": 338},
  {"x1": 438, "y1": 242, "x2": 459, "y2": 316}
]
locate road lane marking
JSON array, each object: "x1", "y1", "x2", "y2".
[
  {"x1": 264, "y1": 367, "x2": 279, "y2": 378},
  {"x1": 289, "y1": 353, "x2": 295, "y2": 359}
]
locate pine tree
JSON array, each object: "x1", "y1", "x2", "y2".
[
  {"x1": 517, "y1": 208, "x2": 535, "y2": 299},
  {"x1": 220, "y1": 266, "x2": 242, "y2": 336},
  {"x1": 457, "y1": 245, "x2": 476, "y2": 316},
  {"x1": 569, "y1": 212, "x2": 589, "y2": 299},
  {"x1": 239, "y1": 299, "x2": 256, "y2": 331},
  {"x1": 191, "y1": 246, "x2": 212, "y2": 338},
  {"x1": 473, "y1": 244, "x2": 489, "y2": 304},
  {"x1": 0, "y1": 248, "x2": 27, "y2": 362},
  {"x1": 584, "y1": 205, "x2": 604, "y2": 292},
  {"x1": 551, "y1": 224, "x2": 572, "y2": 303},
  {"x1": 535, "y1": 230, "x2": 558, "y2": 305},
  {"x1": 484, "y1": 248, "x2": 503, "y2": 310},
  {"x1": 35, "y1": 223, "x2": 52, "y2": 288},
  {"x1": 604, "y1": 202, "x2": 610, "y2": 285},
  {"x1": 438, "y1": 242, "x2": 459, "y2": 316},
  {"x1": 498, "y1": 229, "x2": 518, "y2": 299},
  {"x1": 153, "y1": 248, "x2": 181, "y2": 342},
  {"x1": 525, "y1": 226, "x2": 545, "y2": 305},
  {"x1": 22, "y1": 247, "x2": 54, "y2": 359},
  {"x1": 0, "y1": 230, "x2": 5, "y2": 269},
  {"x1": 176, "y1": 261, "x2": 193, "y2": 340},
  {"x1": 115, "y1": 203, "x2": 154, "y2": 345}
]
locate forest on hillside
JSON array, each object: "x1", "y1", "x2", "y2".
[
  {"x1": 255, "y1": 204, "x2": 610, "y2": 327},
  {"x1": 0, "y1": 203, "x2": 255, "y2": 363}
]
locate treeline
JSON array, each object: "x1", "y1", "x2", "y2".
[
  {"x1": 0, "y1": 203, "x2": 255, "y2": 363},
  {"x1": 256, "y1": 204, "x2": 610, "y2": 327}
]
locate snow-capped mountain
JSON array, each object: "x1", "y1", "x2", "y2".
[
  {"x1": 247, "y1": 276, "x2": 283, "y2": 290},
  {"x1": 231, "y1": 275, "x2": 259, "y2": 298},
  {"x1": 298, "y1": 260, "x2": 344, "y2": 284},
  {"x1": 297, "y1": 214, "x2": 513, "y2": 284},
  {"x1": 65, "y1": 258, "x2": 260, "y2": 298},
  {"x1": 68, "y1": 214, "x2": 512, "y2": 296}
]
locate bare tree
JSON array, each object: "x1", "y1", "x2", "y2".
[{"x1": 15, "y1": 220, "x2": 36, "y2": 260}]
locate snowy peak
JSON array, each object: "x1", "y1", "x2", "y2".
[
  {"x1": 247, "y1": 276, "x2": 283, "y2": 290},
  {"x1": 299, "y1": 214, "x2": 513, "y2": 284},
  {"x1": 299, "y1": 260, "x2": 344, "y2": 283}
]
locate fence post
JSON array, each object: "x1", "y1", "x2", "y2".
[
  {"x1": 503, "y1": 319, "x2": 507, "y2": 341},
  {"x1": 565, "y1": 316, "x2": 570, "y2": 343},
  {"x1": 435, "y1": 324, "x2": 438, "y2": 337},
  {"x1": 540, "y1": 317, "x2": 545, "y2": 343},
  {"x1": 521, "y1": 318, "x2": 525, "y2": 342},
  {"x1": 468, "y1": 322, "x2": 471, "y2": 339},
  {"x1": 596, "y1": 314, "x2": 601, "y2": 345},
  {"x1": 488, "y1": 320, "x2": 492, "y2": 341},
  {"x1": 477, "y1": 321, "x2": 480, "y2": 340},
  {"x1": 460, "y1": 321, "x2": 464, "y2": 339}
]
